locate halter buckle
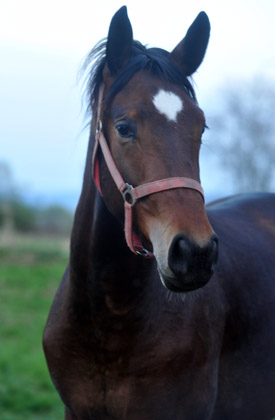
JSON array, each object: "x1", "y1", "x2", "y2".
[{"x1": 122, "y1": 183, "x2": 136, "y2": 206}]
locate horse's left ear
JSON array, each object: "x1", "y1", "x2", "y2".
[
  {"x1": 171, "y1": 12, "x2": 210, "y2": 76},
  {"x1": 106, "y1": 6, "x2": 133, "y2": 75}
]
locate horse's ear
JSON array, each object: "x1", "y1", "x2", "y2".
[
  {"x1": 171, "y1": 12, "x2": 210, "y2": 76},
  {"x1": 106, "y1": 6, "x2": 133, "y2": 75}
]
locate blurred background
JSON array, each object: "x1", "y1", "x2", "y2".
[{"x1": 1, "y1": 0, "x2": 275, "y2": 419}]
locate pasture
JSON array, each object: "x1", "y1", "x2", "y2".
[{"x1": 0, "y1": 235, "x2": 66, "y2": 420}]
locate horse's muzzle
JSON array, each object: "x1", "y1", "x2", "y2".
[{"x1": 160, "y1": 233, "x2": 218, "y2": 293}]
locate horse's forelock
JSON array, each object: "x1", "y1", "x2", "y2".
[{"x1": 82, "y1": 40, "x2": 196, "y2": 119}]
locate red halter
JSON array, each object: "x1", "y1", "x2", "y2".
[{"x1": 92, "y1": 84, "x2": 204, "y2": 258}]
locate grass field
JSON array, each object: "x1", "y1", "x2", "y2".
[{"x1": 0, "y1": 234, "x2": 68, "y2": 420}]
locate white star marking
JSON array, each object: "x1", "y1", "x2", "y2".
[{"x1": 153, "y1": 90, "x2": 183, "y2": 122}]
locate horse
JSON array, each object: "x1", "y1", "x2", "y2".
[{"x1": 43, "y1": 6, "x2": 275, "y2": 420}]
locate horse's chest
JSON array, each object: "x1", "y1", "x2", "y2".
[
  {"x1": 57, "y1": 332, "x2": 218, "y2": 420},
  {"x1": 44, "y1": 292, "x2": 221, "y2": 419}
]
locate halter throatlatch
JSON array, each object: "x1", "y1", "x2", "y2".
[{"x1": 92, "y1": 84, "x2": 204, "y2": 258}]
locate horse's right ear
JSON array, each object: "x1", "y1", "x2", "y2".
[{"x1": 106, "y1": 6, "x2": 133, "y2": 75}]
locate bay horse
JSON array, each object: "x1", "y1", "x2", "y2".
[{"x1": 43, "y1": 6, "x2": 275, "y2": 420}]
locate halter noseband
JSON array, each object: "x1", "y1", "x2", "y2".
[{"x1": 92, "y1": 84, "x2": 204, "y2": 258}]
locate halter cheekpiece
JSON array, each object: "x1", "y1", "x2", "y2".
[{"x1": 92, "y1": 84, "x2": 204, "y2": 258}]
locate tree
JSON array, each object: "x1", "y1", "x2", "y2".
[
  {"x1": 207, "y1": 78, "x2": 275, "y2": 193},
  {"x1": 0, "y1": 161, "x2": 16, "y2": 234},
  {"x1": 0, "y1": 162, "x2": 73, "y2": 235},
  {"x1": 35, "y1": 205, "x2": 73, "y2": 235}
]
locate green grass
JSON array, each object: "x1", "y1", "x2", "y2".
[{"x1": 0, "y1": 234, "x2": 68, "y2": 420}]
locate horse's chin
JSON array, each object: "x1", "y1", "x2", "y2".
[{"x1": 157, "y1": 266, "x2": 212, "y2": 294}]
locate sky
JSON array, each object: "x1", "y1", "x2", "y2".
[{"x1": 1, "y1": 0, "x2": 275, "y2": 209}]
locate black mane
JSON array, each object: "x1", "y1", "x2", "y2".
[{"x1": 83, "y1": 39, "x2": 196, "y2": 115}]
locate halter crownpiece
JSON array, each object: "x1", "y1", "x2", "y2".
[{"x1": 92, "y1": 84, "x2": 204, "y2": 258}]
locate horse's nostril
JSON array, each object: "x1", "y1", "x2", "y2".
[
  {"x1": 209, "y1": 235, "x2": 219, "y2": 272},
  {"x1": 168, "y1": 235, "x2": 192, "y2": 277},
  {"x1": 178, "y1": 239, "x2": 189, "y2": 253}
]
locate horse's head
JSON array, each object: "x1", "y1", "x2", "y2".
[{"x1": 88, "y1": 6, "x2": 218, "y2": 293}]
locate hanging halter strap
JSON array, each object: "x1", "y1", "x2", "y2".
[{"x1": 92, "y1": 84, "x2": 204, "y2": 258}]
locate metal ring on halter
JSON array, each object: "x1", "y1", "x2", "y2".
[
  {"x1": 122, "y1": 183, "x2": 136, "y2": 206},
  {"x1": 135, "y1": 247, "x2": 153, "y2": 257},
  {"x1": 96, "y1": 120, "x2": 102, "y2": 134}
]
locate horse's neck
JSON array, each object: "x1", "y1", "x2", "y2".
[
  {"x1": 91, "y1": 194, "x2": 143, "y2": 285},
  {"x1": 70, "y1": 183, "x2": 156, "y2": 315}
]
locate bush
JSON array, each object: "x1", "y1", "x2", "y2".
[
  {"x1": 0, "y1": 200, "x2": 37, "y2": 233},
  {"x1": 0, "y1": 200, "x2": 73, "y2": 236},
  {"x1": 12, "y1": 201, "x2": 37, "y2": 232},
  {"x1": 35, "y1": 205, "x2": 73, "y2": 235}
]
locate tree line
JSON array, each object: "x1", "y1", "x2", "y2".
[{"x1": 0, "y1": 162, "x2": 73, "y2": 236}]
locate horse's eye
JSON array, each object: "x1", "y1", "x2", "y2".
[{"x1": 116, "y1": 124, "x2": 134, "y2": 139}]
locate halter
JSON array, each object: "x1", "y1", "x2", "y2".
[{"x1": 92, "y1": 84, "x2": 204, "y2": 258}]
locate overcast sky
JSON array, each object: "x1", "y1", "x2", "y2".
[{"x1": 1, "y1": 0, "x2": 275, "y2": 208}]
